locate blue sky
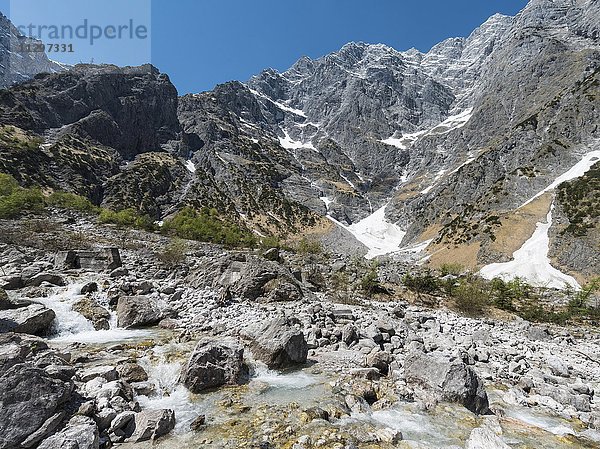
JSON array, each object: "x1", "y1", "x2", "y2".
[{"x1": 2, "y1": 0, "x2": 529, "y2": 94}]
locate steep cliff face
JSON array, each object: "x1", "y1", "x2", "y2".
[
  {"x1": 0, "y1": 64, "x2": 199, "y2": 214},
  {"x1": 385, "y1": 0, "x2": 600, "y2": 281}
]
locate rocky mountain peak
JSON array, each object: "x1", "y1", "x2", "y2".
[{"x1": 0, "y1": 12, "x2": 66, "y2": 88}]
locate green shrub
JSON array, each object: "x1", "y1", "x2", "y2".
[
  {"x1": 440, "y1": 263, "x2": 464, "y2": 276},
  {"x1": 0, "y1": 173, "x2": 19, "y2": 196},
  {"x1": 0, "y1": 183, "x2": 45, "y2": 219},
  {"x1": 453, "y1": 277, "x2": 490, "y2": 316},
  {"x1": 260, "y1": 235, "x2": 282, "y2": 249},
  {"x1": 157, "y1": 238, "x2": 188, "y2": 268},
  {"x1": 162, "y1": 206, "x2": 256, "y2": 247},
  {"x1": 519, "y1": 302, "x2": 570, "y2": 325},
  {"x1": 360, "y1": 264, "x2": 388, "y2": 295},
  {"x1": 47, "y1": 191, "x2": 98, "y2": 214},
  {"x1": 99, "y1": 208, "x2": 155, "y2": 231},
  {"x1": 402, "y1": 272, "x2": 439, "y2": 294},
  {"x1": 568, "y1": 277, "x2": 600, "y2": 316}
]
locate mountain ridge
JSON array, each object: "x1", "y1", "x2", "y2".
[{"x1": 0, "y1": 0, "x2": 598, "y2": 286}]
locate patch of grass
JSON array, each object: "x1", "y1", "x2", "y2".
[
  {"x1": 47, "y1": 191, "x2": 98, "y2": 214},
  {"x1": 162, "y1": 206, "x2": 256, "y2": 247},
  {"x1": 294, "y1": 237, "x2": 323, "y2": 255},
  {"x1": 440, "y1": 263, "x2": 464, "y2": 277},
  {"x1": 0, "y1": 174, "x2": 44, "y2": 219},
  {"x1": 99, "y1": 208, "x2": 155, "y2": 231}
]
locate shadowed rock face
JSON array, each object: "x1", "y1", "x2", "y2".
[
  {"x1": 0, "y1": 364, "x2": 73, "y2": 449},
  {"x1": 0, "y1": 64, "x2": 180, "y2": 159},
  {"x1": 181, "y1": 339, "x2": 248, "y2": 393}
]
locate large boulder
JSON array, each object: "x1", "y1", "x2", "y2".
[
  {"x1": 0, "y1": 364, "x2": 73, "y2": 449},
  {"x1": 189, "y1": 255, "x2": 304, "y2": 302},
  {"x1": 403, "y1": 352, "x2": 490, "y2": 415},
  {"x1": 0, "y1": 288, "x2": 33, "y2": 311},
  {"x1": 37, "y1": 415, "x2": 99, "y2": 449},
  {"x1": 73, "y1": 297, "x2": 110, "y2": 330},
  {"x1": 0, "y1": 333, "x2": 49, "y2": 373},
  {"x1": 0, "y1": 303, "x2": 56, "y2": 335},
  {"x1": 181, "y1": 339, "x2": 247, "y2": 393},
  {"x1": 243, "y1": 317, "x2": 308, "y2": 369},
  {"x1": 116, "y1": 296, "x2": 161, "y2": 328},
  {"x1": 25, "y1": 273, "x2": 65, "y2": 287},
  {"x1": 127, "y1": 409, "x2": 175, "y2": 443}
]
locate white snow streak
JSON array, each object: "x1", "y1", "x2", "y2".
[
  {"x1": 380, "y1": 109, "x2": 473, "y2": 150},
  {"x1": 279, "y1": 130, "x2": 316, "y2": 151},
  {"x1": 249, "y1": 88, "x2": 307, "y2": 117},
  {"x1": 320, "y1": 197, "x2": 333, "y2": 210},
  {"x1": 480, "y1": 206, "x2": 580, "y2": 290},
  {"x1": 184, "y1": 160, "x2": 196, "y2": 173},
  {"x1": 380, "y1": 130, "x2": 427, "y2": 150},
  {"x1": 328, "y1": 205, "x2": 406, "y2": 259},
  {"x1": 520, "y1": 150, "x2": 600, "y2": 208},
  {"x1": 427, "y1": 108, "x2": 473, "y2": 135}
]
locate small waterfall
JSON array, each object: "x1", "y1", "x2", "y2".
[
  {"x1": 37, "y1": 281, "x2": 151, "y2": 344},
  {"x1": 137, "y1": 345, "x2": 204, "y2": 434},
  {"x1": 38, "y1": 283, "x2": 95, "y2": 337}
]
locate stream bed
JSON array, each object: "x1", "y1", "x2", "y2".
[{"x1": 34, "y1": 283, "x2": 600, "y2": 449}]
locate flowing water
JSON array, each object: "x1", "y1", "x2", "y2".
[
  {"x1": 36, "y1": 282, "x2": 600, "y2": 448},
  {"x1": 37, "y1": 281, "x2": 152, "y2": 344}
]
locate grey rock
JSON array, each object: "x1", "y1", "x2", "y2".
[
  {"x1": 0, "y1": 333, "x2": 48, "y2": 372},
  {"x1": 243, "y1": 317, "x2": 308, "y2": 369},
  {"x1": 79, "y1": 365, "x2": 119, "y2": 382},
  {"x1": 117, "y1": 362, "x2": 148, "y2": 383},
  {"x1": 20, "y1": 411, "x2": 66, "y2": 448},
  {"x1": 0, "y1": 364, "x2": 73, "y2": 449},
  {"x1": 80, "y1": 282, "x2": 98, "y2": 295},
  {"x1": 110, "y1": 267, "x2": 129, "y2": 278},
  {"x1": 72, "y1": 297, "x2": 110, "y2": 331},
  {"x1": 37, "y1": 416, "x2": 99, "y2": 449},
  {"x1": 0, "y1": 276, "x2": 23, "y2": 291},
  {"x1": 366, "y1": 350, "x2": 394, "y2": 376},
  {"x1": 116, "y1": 296, "x2": 162, "y2": 328},
  {"x1": 26, "y1": 273, "x2": 65, "y2": 287},
  {"x1": 0, "y1": 303, "x2": 56, "y2": 335},
  {"x1": 181, "y1": 338, "x2": 247, "y2": 393},
  {"x1": 404, "y1": 352, "x2": 490, "y2": 415},
  {"x1": 127, "y1": 409, "x2": 175, "y2": 443}
]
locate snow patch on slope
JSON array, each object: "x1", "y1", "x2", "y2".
[
  {"x1": 380, "y1": 109, "x2": 473, "y2": 150},
  {"x1": 520, "y1": 150, "x2": 600, "y2": 208},
  {"x1": 184, "y1": 160, "x2": 196, "y2": 173},
  {"x1": 249, "y1": 88, "x2": 307, "y2": 117},
  {"x1": 480, "y1": 206, "x2": 580, "y2": 290},
  {"x1": 279, "y1": 129, "x2": 316, "y2": 151},
  {"x1": 380, "y1": 130, "x2": 427, "y2": 150},
  {"x1": 328, "y1": 205, "x2": 406, "y2": 259},
  {"x1": 427, "y1": 108, "x2": 473, "y2": 135}
]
